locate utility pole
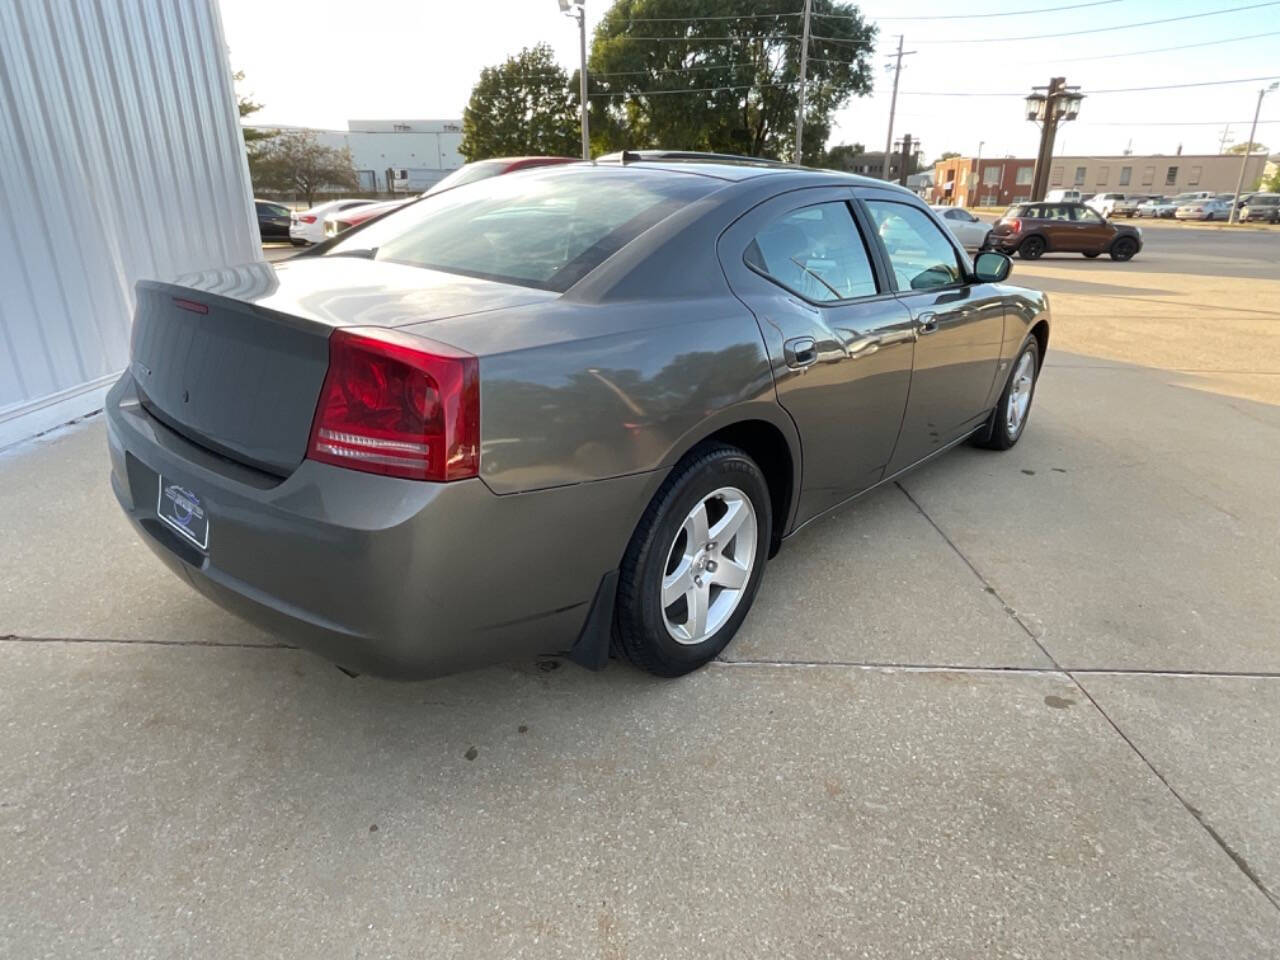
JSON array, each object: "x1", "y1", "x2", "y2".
[
  {"x1": 971, "y1": 139, "x2": 984, "y2": 204},
  {"x1": 559, "y1": 0, "x2": 590, "y2": 160},
  {"x1": 794, "y1": 0, "x2": 812, "y2": 165},
  {"x1": 1218, "y1": 125, "x2": 1233, "y2": 154},
  {"x1": 1025, "y1": 77, "x2": 1083, "y2": 202},
  {"x1": 882, "y1": 36, "x2": 914, "y2": 180},
  {"x1": 1229, "y1": 81, "x2": 1278, "y2": 224}
]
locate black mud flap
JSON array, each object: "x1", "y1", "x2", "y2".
[{"x1": 565, "y1": 570, "x2": 618, "y2": 671}]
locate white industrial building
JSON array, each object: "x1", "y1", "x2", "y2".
[
  {"x1": 245, "y1": 119, "x2": 466, "y2": 192},
  {"x1": 0, "y1": 0, "x2": 259, "y2": 448}
]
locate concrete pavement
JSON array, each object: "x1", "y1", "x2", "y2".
[{"x1": 3, "y1": 227, "x2": 1279, "y2": 956}]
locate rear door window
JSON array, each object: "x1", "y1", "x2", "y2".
[
  {"x1": 864, "y1": 200, "x2": 965, "y2": 292},
  {"x1": 744, "y1": 202, "x2": 878, "y2": 303}
]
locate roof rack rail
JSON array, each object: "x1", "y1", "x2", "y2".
[{"x1": 596, "y1": 149, "x2": 787, "y2": 167}]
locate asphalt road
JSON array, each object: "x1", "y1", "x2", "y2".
[{"x1": 3, "y1": 226, "x2": 1279, "y2": 957}]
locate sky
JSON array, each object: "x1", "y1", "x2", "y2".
[{"x1": 219, "y1": 0, "x2": 1280, "y2": 161}]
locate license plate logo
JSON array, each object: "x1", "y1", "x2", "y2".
[{"x1": 157, "y1": 477, "x2": 209, "y2": 551}]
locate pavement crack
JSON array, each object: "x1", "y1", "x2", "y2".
[
  {"x1": 1073, "y1": 673, "x2": 1280, "y2": 913},
  {"x1": 895, "y1": 482, "x2": 1280, "y2": 915},
  {"x1": 0, "y1": 633, "x2": 294, "y2": 650},
  {"x1": 894, "y1": 481, "x2": 1045, "y2": 649}
]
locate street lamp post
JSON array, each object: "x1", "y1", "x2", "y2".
[
  {"x1": 1025, "y1": 78, "x2": 1083, "y2": 203},
  {"x1": 1229, "y1": 81, "x2": 1277, "y2": 224},
  {"x1": 558, "y1": 0, "x2": 590, "y2": 161}
]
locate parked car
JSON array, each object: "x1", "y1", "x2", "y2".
[
  {"x1": 930, "y1": 205, "x2": 990, "y2": 250},
  {"x1": 289, "y1": 199, "x2": 377, "y2": 245},
  {"x1": 323, "y1": 156, "x2": 579, "y2": 239},
  {"x1": 1175, "y1": 197, "x2": 1232, "y2": 221},
  {"x1": 324, "y1": 198, "x2": 412, "y2": 239},
  {"x1": 1136, "y1": 196, "x2": 1174, "y2": 218},
  {"x1": 1085, "y1": 192, "x2": 1128, "y2": 217},
  {"x1": 254, "y1": 199, "x2": 291, "y2": 241},
  {"x1": 425, "y1": 155, "x2": 576, "y2": 195},
  {"x1": 985, "y1": 201, "x2": 1142, "y2": 261},
  {"x1": 1044, "y1": 189, "x2": 1082, "y2": 203},
  {"x1": 1241, "y1": 193, "x2": 1280, "y2": 223},
  {"x1": 1111, "y1": 195, "x2": 1157, "y2": 218},
  {"x1": 107, "y1": 157, "x2": 1049, "y2": 680}
]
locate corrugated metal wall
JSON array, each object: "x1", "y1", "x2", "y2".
[{"x1": 0, "y1": 0, "x2": 259, "y2": 446}]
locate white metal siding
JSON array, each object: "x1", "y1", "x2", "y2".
[{"x1": 0, "y1": 0, "x2": 258, "y2": 446}]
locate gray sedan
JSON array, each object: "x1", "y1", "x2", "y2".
[{"x1": 107, "y1": 155, "x2": 1049, "y2": 679}]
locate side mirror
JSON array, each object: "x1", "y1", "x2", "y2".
[{"x1": 974, "y1": 251, "x2": 1012, "y2": 283}]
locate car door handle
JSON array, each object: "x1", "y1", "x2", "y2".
[
  {"x1": 916, "y1": 311, "x2": 939, "y2": 335},
  {"x1": 783, "y1": 336, "x2": 817, "y2": 369}
]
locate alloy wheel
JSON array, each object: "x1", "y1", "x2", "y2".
[
  {"x1": 661, "y1": 486, "x2": 758, "y2": 645},
  {"x1": 1005, "y1": 350, "x2": 1036, "y2": 437}
]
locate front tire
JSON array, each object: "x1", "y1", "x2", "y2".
[
  {"x1": 1110, "y1": 237, "x2": 1138, "y2": 261},
  {"x1": 614, "y1": 444, "x2": 771, "y2": 677},
  {"x1": 1083, "y1": 251, "x2": 1100, "y2": 258},
  {"x1": 974, "y1": 338, "x2": 1039, "y2": 451},
  {"x1": 1018, "y1": 235, "x2": 1046, "y2": 260}
]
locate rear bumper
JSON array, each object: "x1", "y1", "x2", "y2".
[{"x1": 106, "y1": 372, "x2": 653, "y2": 678}]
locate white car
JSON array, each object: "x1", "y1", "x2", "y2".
[
  {"x1": 1174, "y1": 197, "x2": 1232, "y2": 221},
  {"x1": 1086, "y1": 192, "x2": 1127, "y2": 217},
  {"x1": 930, "y1": 205, "x2": 990, "y2": 250},
  {"x1": 289, "y1": 199, "x2": 377, "y2": 245}
]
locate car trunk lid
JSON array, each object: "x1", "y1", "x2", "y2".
[{"x1": 130, "y1": 258, "x2": 554, "y2": 475}]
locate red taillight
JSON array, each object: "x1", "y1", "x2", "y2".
[
  {"x1": 299, "y1": 215, "x2": 317, "y2": 224},
  {"x1": 1005, "y1": 218, "x2": 1022, "y2": 233},
  {"x1": 307, "y1": 328, "x2": 479, "y2": 482}
]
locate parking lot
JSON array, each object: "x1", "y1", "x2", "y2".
[{"x1": 3, "y1": 223, "x2": 1279, "y2": 956}]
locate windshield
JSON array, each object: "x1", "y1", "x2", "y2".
[{"x1": 327, "y1": 166, "x2": 714, "y2": 291}]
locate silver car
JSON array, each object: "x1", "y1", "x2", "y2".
[{"x1": 107, "y1": 155, "x2": 1050, "y2": 679}]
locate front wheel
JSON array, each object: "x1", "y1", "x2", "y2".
[
  {"x1": 1018, "y1": 236, "x2": 1046, "y2": 260},
  {"x1": 614, "y1": 444, "x2": 772, "y2": 677},
  {"x1": 1083, "y1": 252, "x2": 1100, "y2": 258},
  {"x1": 974, "y1": 338, "x2": 1039, "y2": 451},
  {"x1": 1110, "y1": 237, "x2": 1138, "y2": 261}
]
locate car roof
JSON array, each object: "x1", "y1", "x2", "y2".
[{"x1": 589, "y1": 150, "x2": 918, "y2": 193}]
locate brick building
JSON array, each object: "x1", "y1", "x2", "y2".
[
  {"x1": 930, "y1": 152, "x2": 1271, "y2": 208},
  {"x1": 930, "y1": 156, "x2": 1036, "y2": 208}
]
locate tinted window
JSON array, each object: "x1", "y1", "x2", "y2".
[
  {"x1": 865, "y1": 200, "x2": 964, "y2": 291},
  {"x1": 328, "y1": 168, "x2": 709, "y2": 291},
  {"x1": 745, "y1": 202, "x2": 877, "y2": 303},
  {"x1": 1044, "y1": 205, "x2": 1072, "y2": 221},
  {"x1": 1072, "y1": 207, "x2": 1104, "y2": 223}
]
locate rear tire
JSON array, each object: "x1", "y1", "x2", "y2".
[
  {"x1": 614, "y1": 444, "x2": 772, "y2": 677},
  {"x1": 1018, "y1": 235, "x2": 1046, "y2": 260},
  {"x1": 974, "y1": 338, "x2": 1039, "y2": 451},
  {"x1": 1110, "y1": 237, "x2": 1138, "y2": 261}
]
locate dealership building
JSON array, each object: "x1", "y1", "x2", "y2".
[
  {"x1": 245, "y1": 119, "x2": 465, "y2": 193},
  {"x1": 931, "y1": 152, "x2": 1270, "y2": 208}
]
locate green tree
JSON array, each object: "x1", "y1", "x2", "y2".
[
  {"x1": 252, "y1": 129, "x2": 359, "y2": 205},
  {"x1": 821, "y1": 142, "x2": 866, "y2": 171},
  {"x1": 461, "y1": 44, "x2": 581, "y2": 161},
  {"x1": 588, "y1": 0, "x2": 875, "y2": 164},
  {"x1": 935, "y1": 151, "x2": 960, "y2": 162},
  {"x1": 1227, "y1": 141, "x2": 1268, "y2": 154},
  {"x1": 1262, "y1": 167, "x2": 1280, "y2": 193}
]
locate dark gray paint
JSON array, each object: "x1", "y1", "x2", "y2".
[{"x1": 107, "y1": 161, "x2": 1049, "y2": 678}]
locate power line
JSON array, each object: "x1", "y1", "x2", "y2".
[
  {"x1": 1090, "y1": 75, "x2": 1280, "y2": 94},
  {"x1": 1032, "y1": 29, "x2": 1280, "y2": 63},
  {"x1": 588, "y1": 81, "x2": 798, "y2": 99},
  {"x1": 615, "y1": 11, "x2": 802, "y2": 22},
  {"x1": 896, "y1": 75, "x2": 1280, "y2": 97},
  {"x1": 817, "y1": 0, "x2": 1122, "y2": 19},
  {"x1": 598, "y1": 33, "x2": 800, "y2": 42},
  {"x1": 909, "y1": 1, "x2": 1280, "y2": 43},
  {"x1": 1077, "y1": 119, "x2": 1279, "y2": 126}
]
